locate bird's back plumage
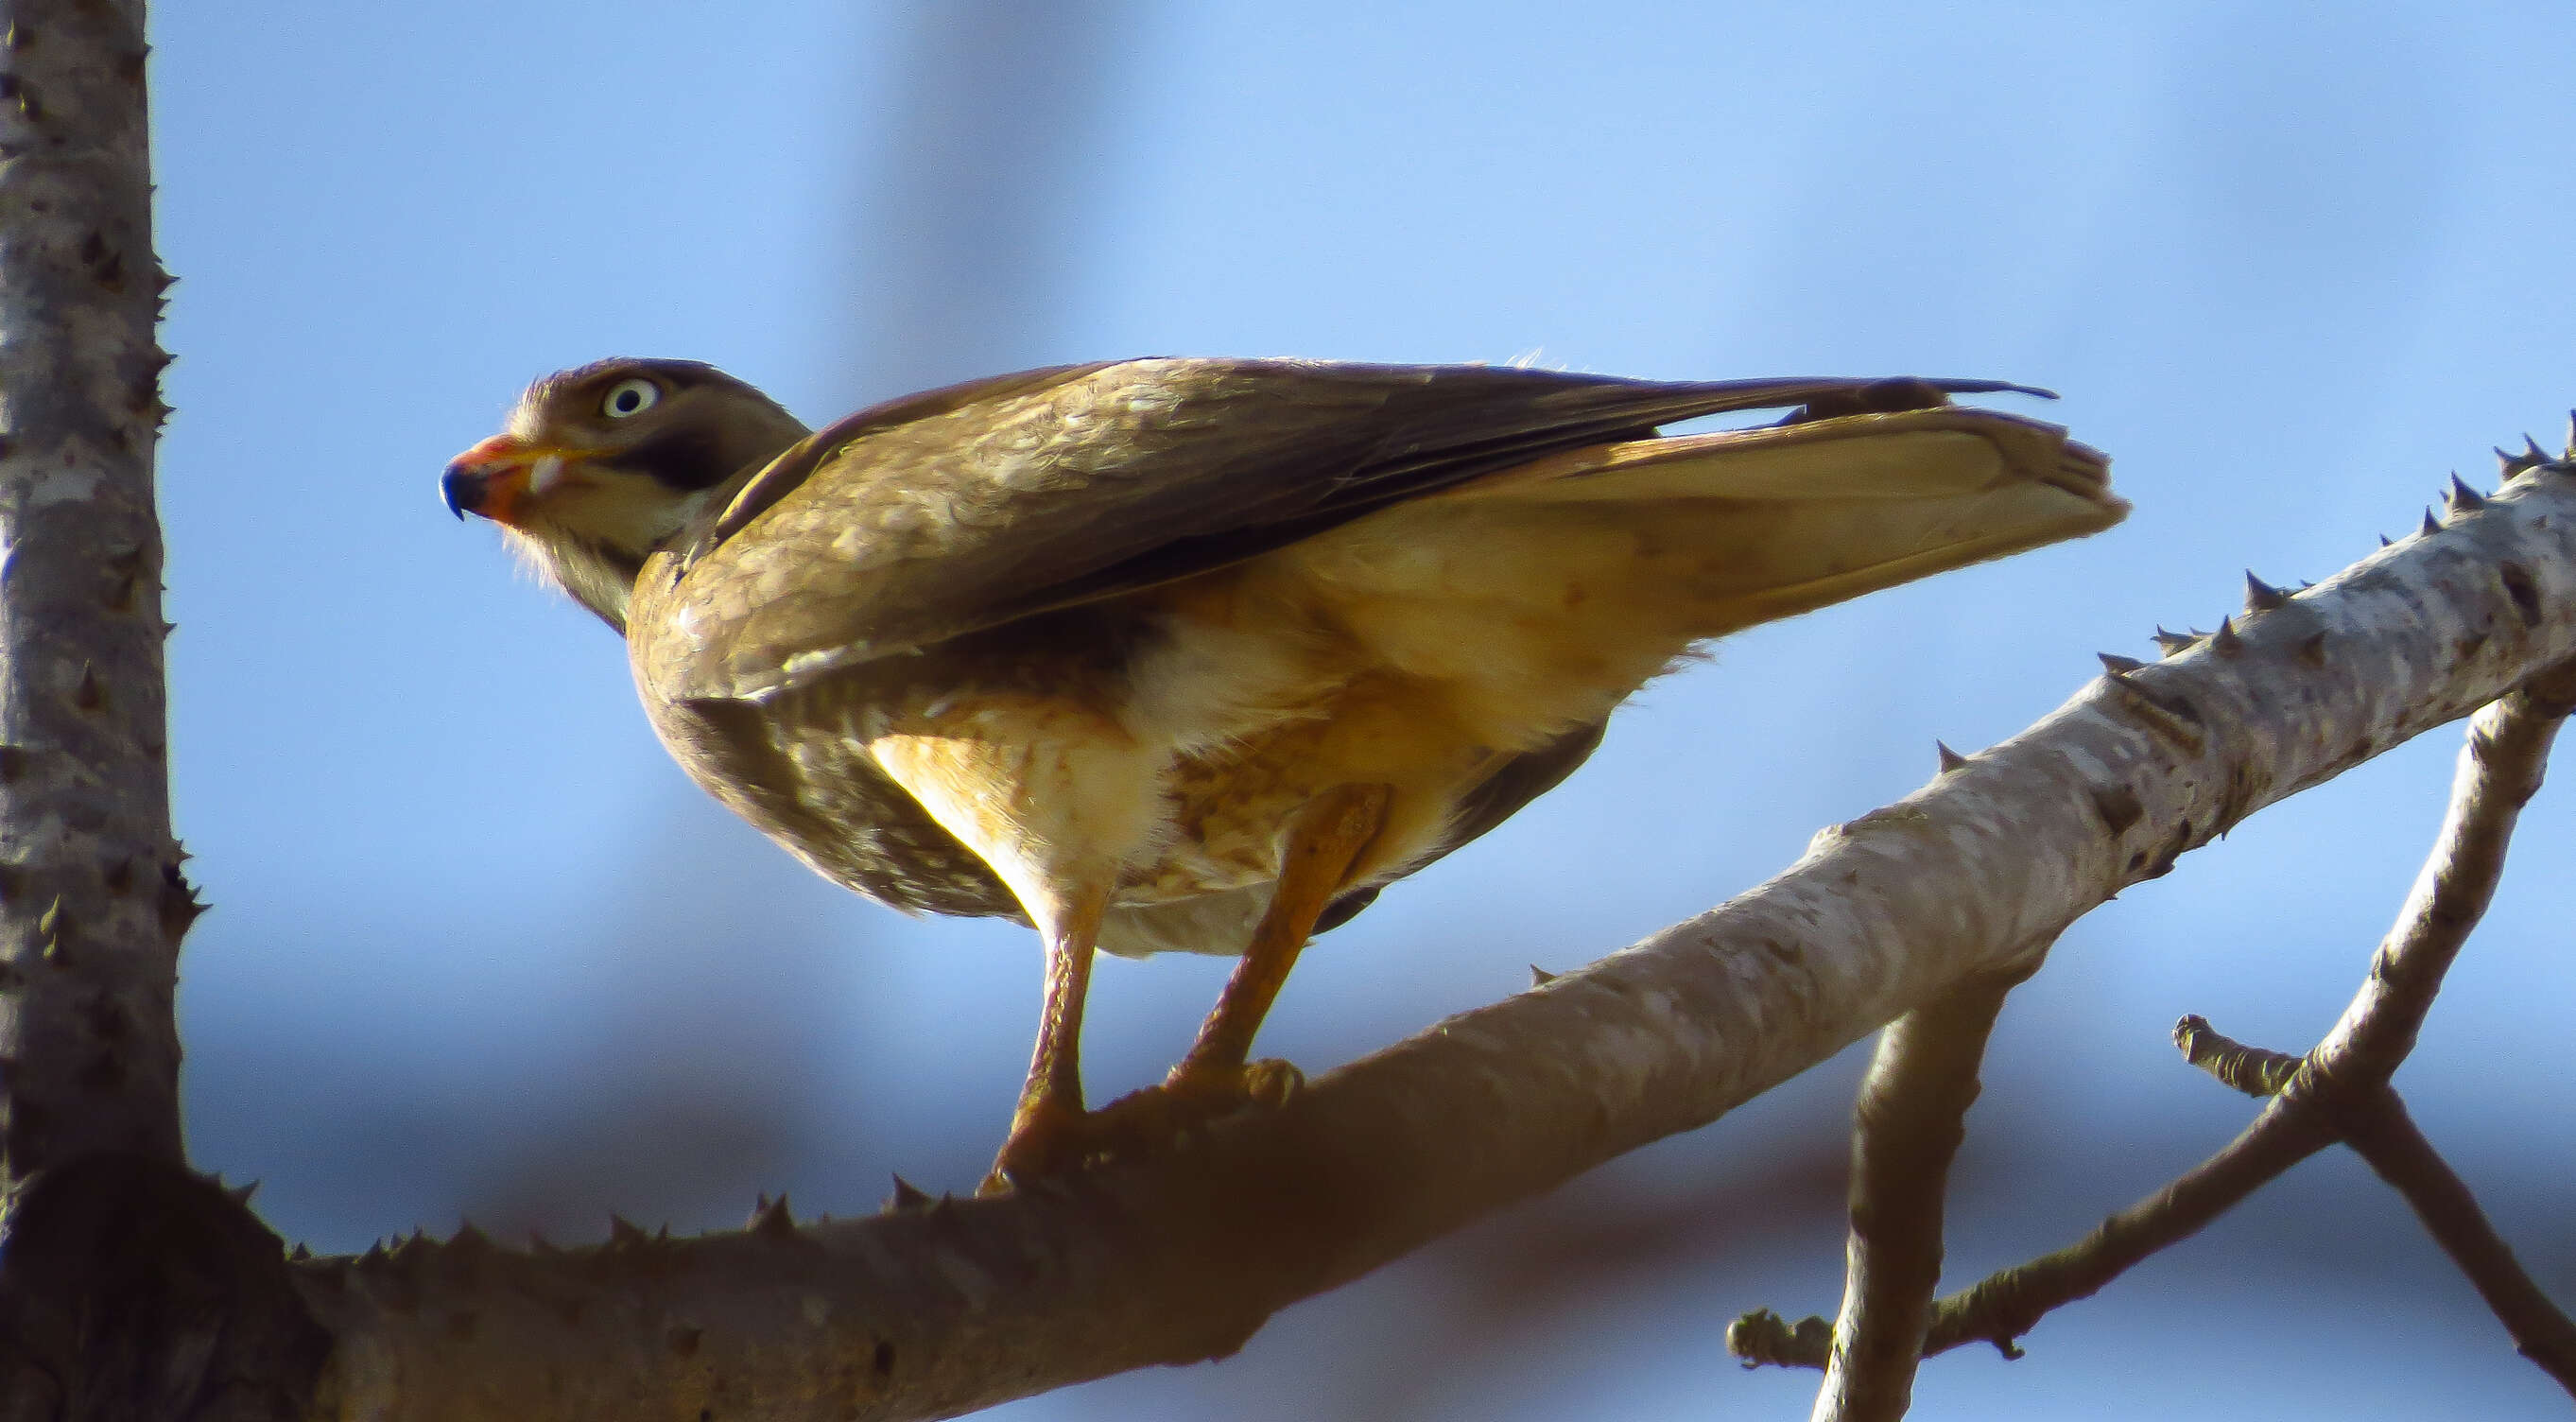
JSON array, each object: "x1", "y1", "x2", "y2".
[{"x1": 612, "y1": 360, "x2": 2117, "y2": 955}]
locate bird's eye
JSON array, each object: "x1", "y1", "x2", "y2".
[{"x1": 600, "y1": 378, "x2": 660, "y2": 419}]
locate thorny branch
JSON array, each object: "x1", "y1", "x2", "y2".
[
  {"x1": 1733, "y1": 603, "x2": 2576, "y2": 1396},
  {"x1": 292, "y1": 447, "x2": 2576, "y2": 1420}
]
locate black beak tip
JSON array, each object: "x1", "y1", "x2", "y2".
[{"x1": 440, "y1": 465, "x2": 479, "y2": 520}]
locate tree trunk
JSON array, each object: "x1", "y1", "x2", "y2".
[{"x1": 0, "y1": 5, "x2": 324, "y2": 1418}]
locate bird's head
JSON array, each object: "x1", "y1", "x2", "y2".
[{"x1": 443, "y1": 358, "x2": 812, "y2": 633}]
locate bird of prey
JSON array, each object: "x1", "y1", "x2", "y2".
[{"x1": 443, "y1": 357, "x2": 2121, "y2": 1187}]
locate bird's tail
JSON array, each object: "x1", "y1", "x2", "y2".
[{"x1": 1279, "y1": 405, "x2": 2124, "y2": 747}]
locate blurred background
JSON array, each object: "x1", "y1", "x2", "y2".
[{"x1": 151, "y1": 3, "x2": 2576, "y2": 1417}]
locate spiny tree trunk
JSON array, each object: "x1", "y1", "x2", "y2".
[
  {"x1": 0, "y1": 0, "x2": 176, "y2": 1183},
  {"x1": 0, "y1": 4, "x2": 324, "y2": 1418}
]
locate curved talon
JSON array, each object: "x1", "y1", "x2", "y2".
[{"x1": 985, "y1": 1091, "x2": 1095, "y2": 1192}]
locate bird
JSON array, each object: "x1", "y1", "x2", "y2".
[{"x1": 442, "y1": 356, "x2": 2122, "y2": 1188}]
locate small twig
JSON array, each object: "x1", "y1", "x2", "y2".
[
  {"x1": 1918, "y1": 1096, "x2": 2340, "y2": 1361},
  {"x1": 1812, "y1": 970, "x2": 2028, "y2": 1422},
  {"x1": 2172, "y1": 1014, "x2": 2300, "y2": 1098},
  {"x1": 1733, "y1": 1100, "x2": 2342, "y2": 1371},
  {"x1": 2340, "y1": 1089, "x2": 2576, "y2": 1392}
]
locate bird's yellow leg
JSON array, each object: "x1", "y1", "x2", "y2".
[
  {"x1": 985, "y1": 785, "x2": 1387, "y2": 1186},
  {"x1": 1147, "y1": 783, "x2": 1392, "y2": 1119},
  {"x1": 984, "y1": 886, "x2": 1106, "y2": 1192}
]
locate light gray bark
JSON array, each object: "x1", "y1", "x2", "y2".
[
  {"x1": 0, "y1": 10, "x2": 325, "y2": 1422},
  {"x1": 301, "y1": 465, "x2": 2576, "y2": 1419},
  {"x1": 0, "y1": 0, "x2": 181, "y2": 1184}
]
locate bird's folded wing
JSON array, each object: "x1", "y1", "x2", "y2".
[{"x1": 631, "y1": 359, "x2": 2082, "y2": 703}]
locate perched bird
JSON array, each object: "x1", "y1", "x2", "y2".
[{"x1": 443, "y1": 357, "x2": 2121, "y2": 1186}]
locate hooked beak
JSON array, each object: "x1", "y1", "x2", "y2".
[{"x1": 442, "y1": 434, "x2": 571, "y2": 526}]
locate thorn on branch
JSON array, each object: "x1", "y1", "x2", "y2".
[
  {"x1": 2173, "y1": 1014, "x2": 2303, "y2": 1098},
  {"x1": 2097, "y1": 651, "x2": 2146, "y2": 678},
  {"x1": 2209, "y1": 617, "x2": 2243, "y2": 657},
  {"x1": 389, "y1": 1230, "x2": 434, "y2": 1277},
  {"x1": 2498, "y1": 442, "x2": 2546, "y2": 478},
  {"x1": 1935, "y1": 741, "x2": 1968, "y2": 773},
  {"x1": 2242, "y1": 572, "x2": 2290, "y2": 614},
  {"x1": 2446, "y1": 474, "x2": 2489, "y2": 516},
  {"x1": 2421, "y1": 507, "x2": 2443, "y2": 538},
  {"x1": 885, "y1": 1175, "x2": 932, "y2": 1213},
  {"x1": 2152, "y1": 626, "x2": 2202, "y2": 657},
  {"x1": 158, "y1": 861, "x2": 208, "y2": 941},
  {"x1": 446, "y1": 1222, "x2": 493, "y2": 1261},
  {"x1": 749, "y1": 1193, "x2": 799, "y2": 1239},
  {"x1": 1528, "y1": 963, "x2": 1559, "y2": 987}
]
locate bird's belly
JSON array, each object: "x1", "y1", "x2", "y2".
[{"x1": 1122, "y1": 675, "x2": 1495, "y2": 905}]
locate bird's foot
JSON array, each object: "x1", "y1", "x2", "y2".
[
  {"x1": 977, "y1": 1058, "x2": 1305, "y2": 1195},
  {"x1": 979, "y1": 1092, "x2": 1098, "y2": 1196},
  {"x1": 1092, "y1": 1056, "x2": 1305, "y2": 1153}
]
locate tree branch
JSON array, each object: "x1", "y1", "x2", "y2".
[
  {"x1": 0, "y1": 0, "x2": 182, "y2": 1184},
  {"x1": 2340, "y1": 1092, "x2": 2576, "y2": 1388},
  {"x1": 1734, "y1": 610, "x2": 2576, "y2": 1376},
  {"x1": 298, "y1": 461, "x2": 2576, "y2": 1417},
  {"x1": 0, "y1": 8, "x2": 330, "y2": 1419},
  {"x1": 1813, "y1": 968, "x2": 2025, "y2": 1422}
]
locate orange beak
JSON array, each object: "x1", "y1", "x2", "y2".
[{"x1": 442, "y1": 434, "x2": 576, "y2": 527}]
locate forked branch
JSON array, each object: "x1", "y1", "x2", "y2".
[{"x1": 1736, "y1": 633, "x2": 2576, "y2": 1397}]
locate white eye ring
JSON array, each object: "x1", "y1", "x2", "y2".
[{"x1": 600, "y1": 377, "x2": 660, "y2": 419}]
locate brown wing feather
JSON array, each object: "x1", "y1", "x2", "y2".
[{"x1": 632, "y1": 360, "x2": 2044, "y2": 703}]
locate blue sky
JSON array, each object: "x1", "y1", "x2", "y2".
[{"x1": 149, "y1": 5, "x2": 2576, "y2": 1417}]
